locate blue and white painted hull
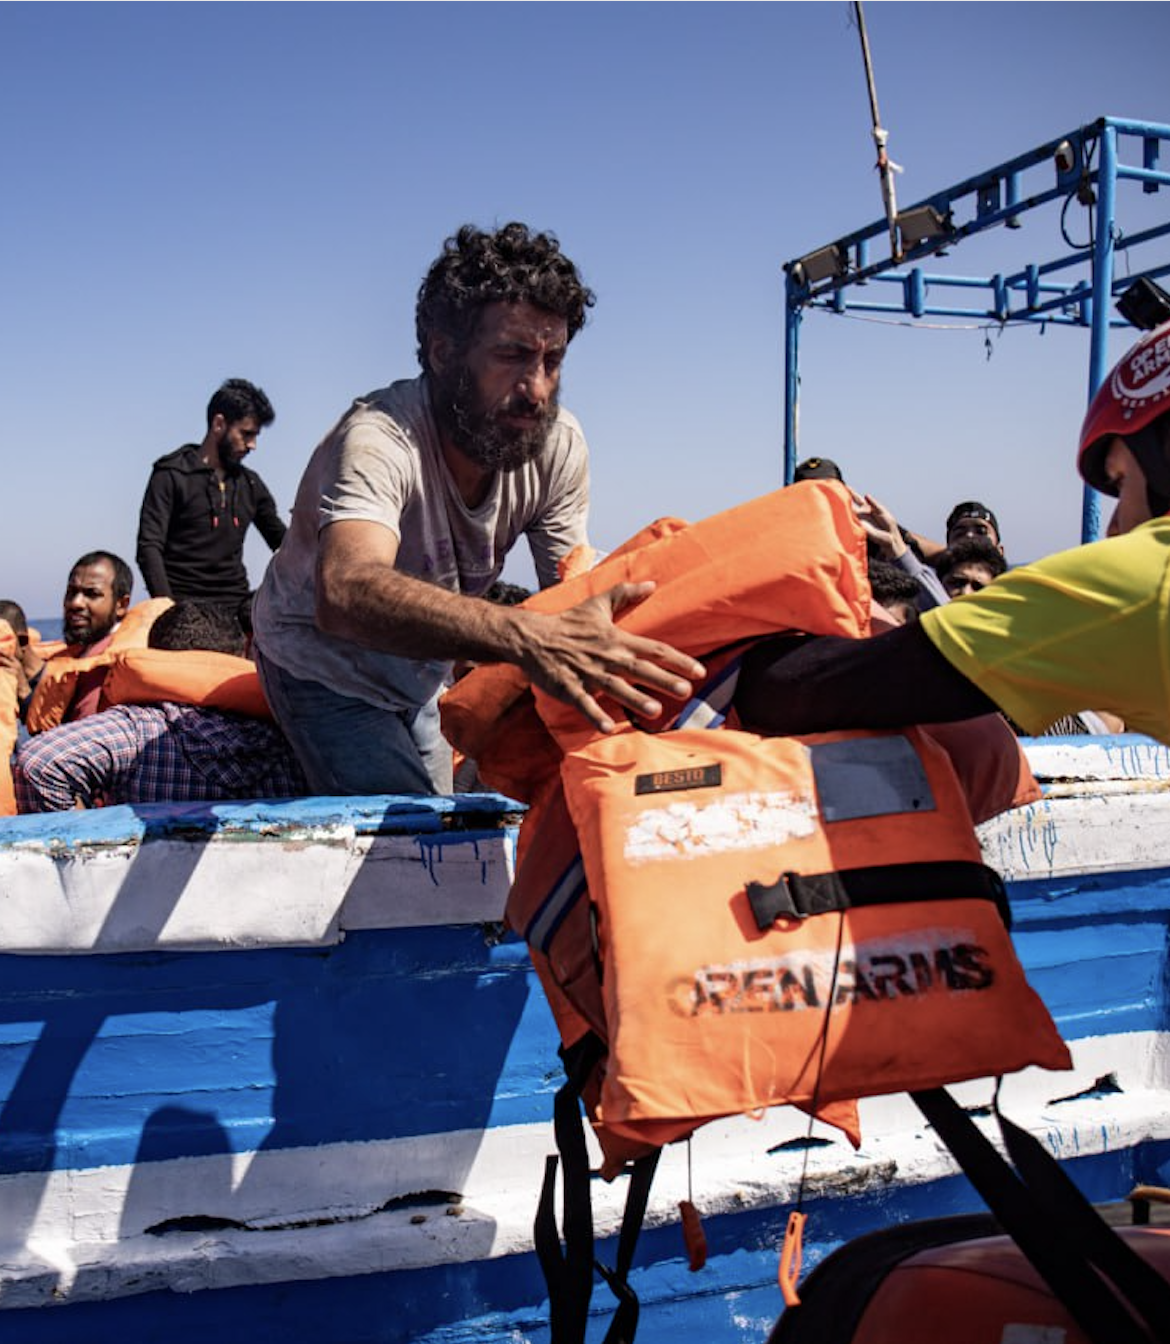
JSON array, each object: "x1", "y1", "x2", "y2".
[{"x1": 1, "y1": 739, "x2": 1168, "y2": 1342}]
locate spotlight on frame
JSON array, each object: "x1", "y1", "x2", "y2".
[
  {"x1": 788, "y1": 245, "x2": 847, "y2": 289},
  {"x1": 897, "y1": 205, "x2": 951, "y2": 251}
]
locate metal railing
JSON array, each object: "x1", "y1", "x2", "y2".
[{"x1": 783, "y1": 116, "x2": 1170, "y2": 541}]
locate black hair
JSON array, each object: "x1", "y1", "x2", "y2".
[
  {"x1": 148, "y1": 601, "x2": 248, "y2": 656},
  {"x1": 484, "y1": 580, "x2": 532, "y2": 607},
  {"x1": 415, "y1": 223, "x2": 595, "y2": 375},
  {"x1": 868, "y1": 558, "x2": 920, "y2": 608},
  {"x1": 206, "y1": 378, "x2": 275, "y2": 430},
  {"x1": 932, "y1": 536, "x2": 1008, "y2": 583},
  {"x1": 71, "y1": 551, "x2": 133, "y2": 601},
  {"x1": 1124, "y1": 414, "x2": 1170, "y2": 518},
  {"x1": 0, "y1": 599, "x2": 28, "y2": 635}
]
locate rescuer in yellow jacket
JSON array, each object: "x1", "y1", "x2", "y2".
[{"x1": 735, "y1": 318, "x2": 1170, "y2": 746}]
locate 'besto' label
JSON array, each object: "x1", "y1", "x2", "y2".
[
  {"x1": 635, "y1": 764, "x2": 722, "y2": 795},
  {"x1": 668, "y1": 934, "x2": 994, "y2": 1017}
]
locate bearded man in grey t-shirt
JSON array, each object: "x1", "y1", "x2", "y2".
[{"x1": 252, "y1": 222, "x2": 702, "y2": 795}]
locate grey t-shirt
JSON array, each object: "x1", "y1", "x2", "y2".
[{"x1": 251, "y1": 377, "x2": 590, "y2": 712}]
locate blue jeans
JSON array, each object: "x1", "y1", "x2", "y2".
[{"x1": 254, "y1": 648, "x2": 452, "y2": 796}]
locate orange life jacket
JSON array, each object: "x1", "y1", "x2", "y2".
[
  {"x1": 444, "y1": 485, "x2": 875, "y2": 1145},
  {"x1": 558, "y1": 722, "x2": 1069, "y2": 1157},
  {"x1": 26, "y1": 625, "x2": 66, "y2": 661},
  {"x1": 444, "y1": 485, "x2": 1051, "y2": 1149},
  {"x1": 441, "y1": 515, "x2": 698, "y2": 801},
  {"x1": 101, "y1": 647, "x2": 272, "y2": 719},
  {"x1": 26, "y1": 598, "x2": 173, "y2": 733},
  {"x1": 0, "y1": 620, "x2": 20, "y2": 816},
  {"x1": 445, "y1": 486, "x2": 1062, "y2": 1340},
  {"x1": 441, "y1": 485, "x2": 869, "y2": 797}
]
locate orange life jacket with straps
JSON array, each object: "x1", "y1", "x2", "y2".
[
  {"x1": 444, "y1": 486, "x2": 1054, "y2": 1137},
  {"x1": 441, "y1": 485, "x2": 1059, "y2": 1341},
  {"x1": 26, "y1": 598, "x2": 174, "y2": 734},
  {"x1": 557, "y1": 721, "x2": 1068, "y2": 1153},
  {"x1": 443, "y1": 484, "x2": 876, "y2": 1138}
]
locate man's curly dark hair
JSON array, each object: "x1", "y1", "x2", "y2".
[{"x1": 415, "y1": 223, "x2": 595, "y2": 374}]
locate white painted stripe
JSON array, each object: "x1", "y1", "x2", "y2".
[
  {"x1": 978, "y1": 790, "x2": 1170, "y2": 880},
  {"x1": 1, "y1": 1032, "x2": 1164, "y2": 1308},
  {"x1": 1023, "y1": 736, "x2": 1170, "y2": 783},
  {"x1": 0, "y1": 830, "x2": 515, "y2": 955},
  {"x1": 0, "y1": 740, "x2": 1167, "y2": 956}
]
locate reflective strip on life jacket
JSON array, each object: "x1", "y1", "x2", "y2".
[
  {"x1": 524, "y1": 853, "x2": 588, "y2": 956},
  {"x1": 672, "y1": 654, "x2": 743, "y2": 731}
]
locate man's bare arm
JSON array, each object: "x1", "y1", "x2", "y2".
[{"x1": 316, "y1": 520, "x2": 705, "y2": 734}]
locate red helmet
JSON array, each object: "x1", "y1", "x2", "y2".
[{"x1": 1078, "y1": 321, "x2": 1170, "y2": 496}]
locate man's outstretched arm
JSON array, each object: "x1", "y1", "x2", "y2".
[
  {"x1": 734, "y1": 622, "x2": 997, "y2": 736},
  {"x1": 317, "y1": 520, "x2": 706, "y2": 735}
]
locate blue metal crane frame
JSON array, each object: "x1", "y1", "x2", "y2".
[{"x1": 782, "y1": 115, "x2": 1170, "y2": 541}]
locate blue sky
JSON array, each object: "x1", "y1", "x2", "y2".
[{"x1": 2, "y1": 2, "x2": 1168, "y2": 621}]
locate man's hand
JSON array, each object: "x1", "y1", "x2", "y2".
[
  {"x1": 317, "y1": 522, "x2": 703, "y2": 735},
  {"x1": 851, "y1": 490, "x2": 906, "y2": 560},
  {"x1": 0, "y1": 648, "x2": 31, "y2": 702},
  {"x1": 519, "y1": 582, "x2": 705, "y2": 733}
]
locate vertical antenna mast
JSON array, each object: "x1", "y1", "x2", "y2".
[{"x1": 853, "y1": 1, "x2": 901, "y2": 260}]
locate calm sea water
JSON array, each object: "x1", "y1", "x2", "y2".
[{"x1": 32, "y1": 617, "x2": 63, "y2": 642}]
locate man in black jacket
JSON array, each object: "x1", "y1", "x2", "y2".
[{"x1": 136, "y1": 378, "x2": 287, "y2": 608}]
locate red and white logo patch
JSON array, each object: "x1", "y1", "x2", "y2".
[{"x1": 1112, "y1": 328, "x2": 1170, "y2": 420}]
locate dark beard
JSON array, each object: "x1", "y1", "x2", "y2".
[
  {"x1": 65, "y1": 614, "x2": 113, "y2": 647},
  {"x1": 433, "y1": 366, "x2": 558, "y2": 472},
  {"x1": 219, "y1": 440, "x2": 246, "y2": 474}
]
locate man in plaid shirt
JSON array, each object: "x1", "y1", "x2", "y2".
[{"x1": 14, "y1": 603, "x2": 306, "y2": 812}]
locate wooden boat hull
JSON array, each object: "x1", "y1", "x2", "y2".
[{"x1": 1, "y1": 739, "x2": 1168, "y2": 1342}]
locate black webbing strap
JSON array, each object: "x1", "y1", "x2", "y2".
[
  {"x1": 535, "y1": 1037, "x2": 603, "y2": 1344},
  {"x1": 995, "y1": 1102, "x2": 1170, "y2": 1336},
  {"x1": 534, "y1": 1034, "x2": 661, "y2": 1344},
  {"x1": 912, "y1": 1087, "x2": 1165, "y2": 1344},
  {"x1": 595, "y1": 1149, "x2": 661, "y2": 1344},
  {"x1": 746, "y1": 860, "x2": 1010, "y2": 932}
]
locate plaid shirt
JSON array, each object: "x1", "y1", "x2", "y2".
[{"x1": 15, "y1": 702, "x2": 307, "y2": 812}]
